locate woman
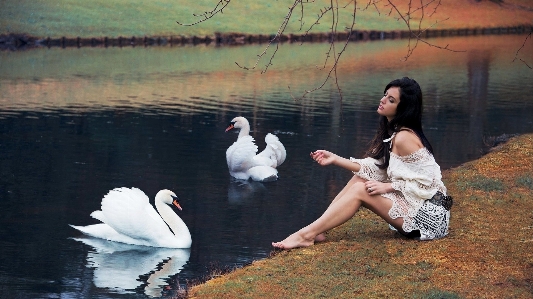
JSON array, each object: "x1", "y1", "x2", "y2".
[{"x1": 272, "y1": 77, "x2": 452, "y2": 249}]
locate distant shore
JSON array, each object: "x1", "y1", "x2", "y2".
[{"x1": 1, "y1": 24, "x2": 532, "y2": 50}]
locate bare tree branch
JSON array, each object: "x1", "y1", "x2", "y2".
[
  {"x1": 234, "y1": 0, "x2": 303, "y2": 73},
  {"x1": 428, "y1": 0, "x2": 442, "y2": 17},
  {"x1": 386, "y1": 0, "x2": 464, "y2": 61},
  {"x1": 359, "y1": 0, "x2": 382, "y2": 14},
  {"x1": 176, "y1": 0, "x2": 231, "y2": 26},
  {"x1": 512, "y1": 31, "x2": 533, "y2": 69},
  {"x1": 298, "y1": 5, "x2": 333, "y2": 45},
  {"x1": 290, "y1": 0, "x2": 357, "y2": 101},
  {"x1": 177, "y1": 0, "x2": 468, "y2": 101}
]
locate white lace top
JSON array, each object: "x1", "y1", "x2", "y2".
[{"x1": 350, "y1": 147, "x2": 450, "y2": 240}]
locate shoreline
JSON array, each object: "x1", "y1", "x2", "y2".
[
  {"x1": 1, "y1": 24, "x2": 532, "y2": 50},
  {"x1": 187, "y1": 133, "x2": 533, "y2": 298}
]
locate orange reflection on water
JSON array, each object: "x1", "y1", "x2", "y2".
[{"x1": 0, "y1": 34, "x2": 531, "y2": 114}]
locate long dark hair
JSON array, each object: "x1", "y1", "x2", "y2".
[{"x1": 366, "y1": 77, "x2": 433, "y2": 169}]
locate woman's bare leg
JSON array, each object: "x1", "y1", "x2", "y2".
[
  {"x1": 331, "y1": 175, "x2": 364, "y2": 204},
  {"x1": 314, "y1": 175, "x2": 366, "y2": 243},
  {"x1": 272, "y1": 181, "x2": 405, "y2": 249}
]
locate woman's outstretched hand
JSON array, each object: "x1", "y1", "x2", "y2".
[{"x1": 310, "y1": 150, "x2": 337, "y2": 166}]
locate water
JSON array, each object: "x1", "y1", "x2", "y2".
[{"x1": 1, "y1": 34, "x2": 532, "y2": 298}]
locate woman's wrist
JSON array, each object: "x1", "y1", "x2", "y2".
[
  {"x1": 335, "y1": 154, "x2": 348, "y2": 167},
  {"x1": 332, "y1": 154, "x2": 341, "y2": 165}
]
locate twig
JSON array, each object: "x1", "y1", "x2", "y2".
[
  {"x1": 386, "y1": 0, "x2": 463, "y2": 61},
  {"x1": 298, "y1": 5, "x2": 333, "y2": 45},
  {"x1": 235, "y1": 0, "x2": 303, "y2": 73},
  {"x1": 177, "y1": 0, "x2": 468, "y2": 103},
  {"x1": 512, "y1": 31, "x2": 533, "y2": 69},
  {"x1": 289, "y1": 0, "x2": 357, "y2": 101},
  {"x1": 176, "y1": 0, "x2": 231, "y2": 26}
]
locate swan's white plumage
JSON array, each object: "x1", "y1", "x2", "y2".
[
  {"x1": 226, "y1": 135, "x2": 258, "y2": 178},
  {"x1": 255, "y1": 133, "x2": 286, "y2": 167},
  {"x1": 225, "y1": 116, "x2": 286, "y2": 182},
  {"x1": 70, "y1": 187, "x2": 192, "y2": 248}
]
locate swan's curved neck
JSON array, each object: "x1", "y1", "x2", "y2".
[
  {"x1": 155, "y1": 200, "x2": 191, "y2": 241},
  {"x1": 238, "y1": 125, "x2": 250, "y2": 139}
]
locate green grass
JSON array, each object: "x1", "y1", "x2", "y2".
[
  {"x1": 457, "y1": 175, "x2": 505, "y2": 192},
  {"x1": 413, "y1": 289, "x2": 462, "y2": 299},
  {"x1": 0, "y1": 0, "x2": 408, "y2": 38},
  {"x1": 516, "y1": 174, "x2": 533, "y2": 189}
]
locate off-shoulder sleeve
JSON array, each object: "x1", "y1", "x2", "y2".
[
  {"x1": 349, "y1": 157, "x2": 388, "y2": 182},
  {"x1": 384, "y1": 148, "x2": 450, "y2": 239},
  {"x1": 390, "y1": 174, "x2": 436, "y2": 202},
  {"x1": 387, "y1": 148, "x2": 447, "y2": 218}
]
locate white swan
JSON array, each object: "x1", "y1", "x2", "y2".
[
  {"x1": 70, "y1": 188, "x2": 192, "y2": 248},
  {"x1": 225, "y1": 116, "x2": 286, "y2": 182}
]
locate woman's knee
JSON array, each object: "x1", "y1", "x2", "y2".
[
  {"x1": 349, "y1": 175, "x2": 366, "y2": 184},
  {"x1": 348, "y1": 181, "x2": 368, "y2": 197}
]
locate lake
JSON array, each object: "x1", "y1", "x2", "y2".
[{"x1": 0, "y1": 34, "x2": 532, "y2": 298}]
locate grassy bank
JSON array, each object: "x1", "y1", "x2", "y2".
[
  {"x1": 1, "y1": 0, "x2": 533, "y2": 38},
  {"x1": 187, "y1": 134, "x2": 533, "y2": 298}
]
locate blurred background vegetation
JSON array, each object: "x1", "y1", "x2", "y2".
[{"x1": 0, "y1": 0, "x2": 409, "y2": 38}]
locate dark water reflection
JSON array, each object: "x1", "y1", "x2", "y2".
[{"x1": 0, "y1": 35, "x2": 532, "y2": 298}]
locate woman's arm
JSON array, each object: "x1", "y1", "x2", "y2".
[
  {"x1": 312, "y1": 150, "x2": 395, "y2": 195},
  {"x1": 310, "y1": 150, "x2": 361, "y2": 172}
]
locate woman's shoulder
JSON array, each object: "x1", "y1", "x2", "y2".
[
  {"x1": 395, "y1": 129, "x2": 419, "y2": 142},
  {"x1": 392, "y1": 129, "x2": 424, "y2": 156}
]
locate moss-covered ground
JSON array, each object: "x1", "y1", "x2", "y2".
[{"x1": 188, "y1": 134, "x2": 533, "y2": 298}]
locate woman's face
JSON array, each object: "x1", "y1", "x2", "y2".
[{"x1": 377, "y1": 87, "x2": 401, "y2": 121}]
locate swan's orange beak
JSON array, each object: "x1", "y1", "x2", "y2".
[
  {"x1": 172, "y1": 199, "x2": 183, "y2": 210},
  {"x1": 225, "y1": 124, "x2": 234, "y2": 132}
]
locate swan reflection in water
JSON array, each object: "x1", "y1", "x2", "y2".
[
  {"x1": 72, "y1": 237, "x2": 190, "y2": 297},
  {"x1": 227, "y1": 180, "x2": 267, "y2": 205}
]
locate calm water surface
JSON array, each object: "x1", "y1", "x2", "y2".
[{"x1": 1, "y1": 35, "x2": 532, "y2": 298}]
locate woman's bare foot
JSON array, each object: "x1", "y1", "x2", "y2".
[
  {"x1": 314, "y1": 233, "x2": 326, "y2": 242},
  {"x1": 272, "y1": 232, "x2": 315, "y2": 250}
]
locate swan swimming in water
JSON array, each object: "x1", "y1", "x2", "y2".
[
  {"x1": 225, "y1": 116, "x2": 286, "y2": 182},
  {"x1": 70, "y1": 187, "x2": 192, "y2": 248}
]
